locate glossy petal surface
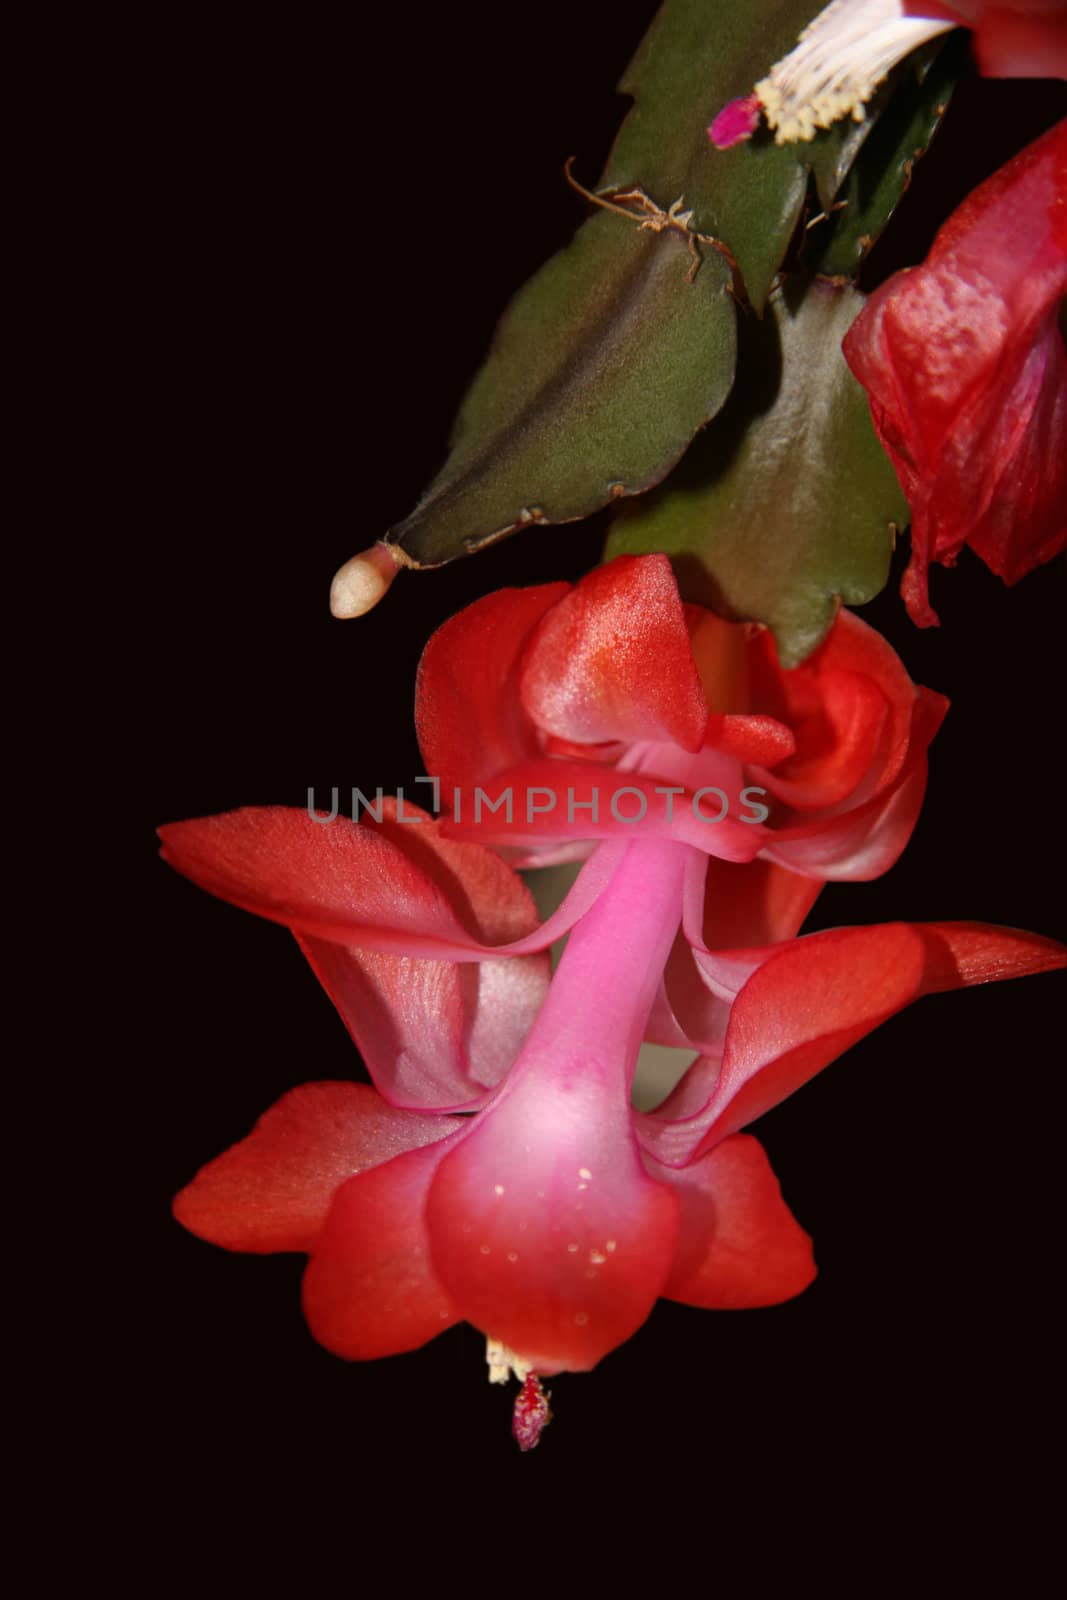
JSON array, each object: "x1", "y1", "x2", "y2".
[
  {"x1": 174, "y1": 1083, "x2": 455, "y2": 1253},
  {"x1": 659, "y1": 1135, "x2": 816, "y2": 1309}
]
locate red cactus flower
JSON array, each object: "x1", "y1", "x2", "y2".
[
  {"x1": 161, "y1": 556, "x2": 1064, "y2": 1436},
  {"x1": 844, "y1": 118, "x2": 1066, "y2": 625}
]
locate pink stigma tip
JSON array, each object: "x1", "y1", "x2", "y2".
[
  {"x1": 512, "y1": 1375, "x2": 552, "y2": 1452},
  {"x1": 708, "y1": 94, "x2": 761, "y2": 150}
]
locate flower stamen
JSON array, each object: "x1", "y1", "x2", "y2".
[
  {"x1": 709, "y1": 1, "x2": 957, "y2": 149},
  {"x1": 755, "y1": 0, "x2": 955, "y2": 144}
]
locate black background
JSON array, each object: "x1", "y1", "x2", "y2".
[{"x1": 123, "y1": 2, "x2": 1064, "y2": 1541}]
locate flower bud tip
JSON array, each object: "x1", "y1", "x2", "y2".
[{"x1": 329, "y1": 544, "x2": 401, "y2": 619}]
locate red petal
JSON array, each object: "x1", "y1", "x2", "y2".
[
  {"x1": 520, "y1": 555, "x2": 708, "y2": 754},
  {"x1": 750, "y1": 610, "x2": 919, "y2": 808},
  {"x1": 658, "y1": 1135, "x2": 816, "y2": 1309},
  {"x1": 766, "y1": 685, "x2": 947, "y2": 880},
  {"x1": 700, "y1": 856, "x2": 823, "y2": 950},
  {"x1": 970, "y1": 9, "x2": 1067, "y2": 81},
  {"x1": 302, "y1": 1136, "x2": 463, "y2": 1360},
  {"x1": 416, "y1": 583, "x2": 569, "y2": 796},
  {"x1": 704, "y1": 713, "x2": 796, "y2": 766},
  {"x1": 843, "y1": 119, "x2": 1067, "y2": 625},
  {"x1": 159, "y1": 800, "x2": 544, "y2": 958},
  {"x1": 298, "y1": 937, "x2": 550, "y2": 1110},
  {"x1": 916, "y1": 920, "x2": 1067, "y2": 992},
  {"x1": 173, "y1": 1082, "x2": 456, "y2": 1253},
  {"x1": 642, "y1": 920, "x2": 1065, "y2": 1166}
]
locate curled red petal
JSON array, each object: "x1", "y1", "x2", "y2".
[
  {"x1": 749, "y1": 609, "x2": 920, "y2": 809},
  {"x1": 298, "y1": 936, "x2": 550, "y2": 1110},
  {"x1": 159, "y1": 799, "x2": 545, "y2": 958},
  {"x1": 641, "y1": 920, "x2": 1065, "y2": 1167},
  {"x1": 302, "y1": 1136, "x2": 464, "y2": 1360},
  {"x1": 520, "y1": 555, "x2": 709, "y2": 754},
  {"x1": 765, "y1": 686, "x2": 947, "y2": 880},
  {"x1": 173, "y1": 1082, "x2": 457, "y2": 1253},
  {"x1": 703, "y1": 713, "x2": 796, "y2": 766},
  {"x1": 657, "y1": 1135, "x2": 816, "y2": 1310},
  {"x1": 699, "y1": 855, "x2": 823, "y2": 949},
  {"x1": 416, "y1": 583, "x2": 569, "y2": 796}
]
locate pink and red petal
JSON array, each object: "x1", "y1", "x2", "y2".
[
  {"x1": 520, "y1": 556, "x2": 709, "y2": 754},
  {"x1": 657, "y1": 1135, "x2": 816, "y2": 1309},
  {"x1": 426, "y1": 1071, "x2": 679, "y2": 1374},
  {"x1": 173, "y1": 1082, "x2": 456, "y2": 1254},
  {"x1": 441, "y1": 759, "x2": 765, "y2": 861},
  {"x1": 302, "y1": 1135, "x2": 464, "y2": 1360}
]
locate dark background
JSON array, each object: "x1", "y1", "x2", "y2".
[{"x1": 124, "y1": 2, "x2": 1064, "y2": 1536}]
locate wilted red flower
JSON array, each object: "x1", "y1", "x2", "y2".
[
  {"x1": 162, "y1": 556, "x2": 1064, "y2": 1439},
  {"x1": 843, "y1": 118, "x2": 1067, "y2": 625}
]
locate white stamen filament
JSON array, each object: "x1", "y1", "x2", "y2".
[
  {"x1": 756, "y1": 0, "x2": 956, "y2": 144},
  {"x1": 486, "y1": 1337, "x2": 532, "y2": 1385}
]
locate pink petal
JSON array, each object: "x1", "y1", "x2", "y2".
[
  {"x1": 415, "y1": 582, "x2": 569, "y2": 797},
  {"x1": 425, "y1": 839, "x2": 689, "y2": 1373},
  {"x1": 441, "y1": 758, "x2": 766, "y2": 861},
  {"x1": 173, "y1": 1082, "x2": 457, "y2": 1253},
  {"x1": 427, "y1": 1077, "x2": 678, "y2": 1374},
  {"x1": 302, "y1": 1135, "x2": 464, "y2": 1360},
  {"x1": 520, "y1": 556, "x2": 709, "y2": 754},
  {"x1": 657, "y1": 1135, "x2": 816, "y2": 1309}
]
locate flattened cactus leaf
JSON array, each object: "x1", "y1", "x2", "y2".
[
  {"x1": 604, "y1": 279, "x2": 907, "y2": 668},
  {"x1": 810, "y1": 37, "x2": 964, "y2": 279},
  {"x1": 390, "y1": 214, "x2": 736, "y2": 567},
  {"x1": 383, "y1": 0, "x2": 936, "y2": 575}
]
